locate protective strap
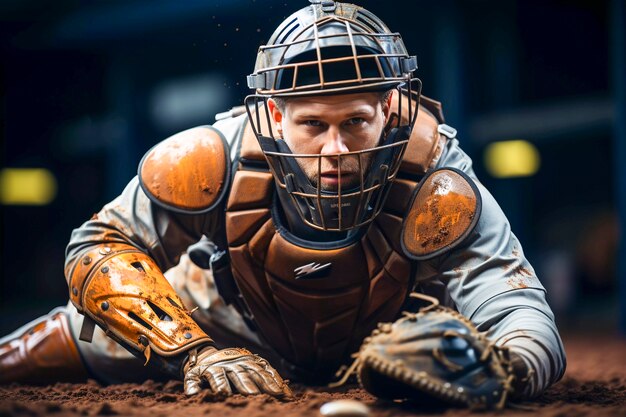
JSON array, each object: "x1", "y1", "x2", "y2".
[
  {"x1": 391, "y1": 92, "x2": 448, "y2": 176},
  {"x1": 201, "y1": 347, "x2": 254, "y2": 364},
  {"x1": 78, "y1": 315, "x2": 97, "y2": 343}
]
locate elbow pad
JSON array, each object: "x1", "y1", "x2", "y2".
[{"x1": 66, "y1": 243, "x2": 213, "y2": 363}]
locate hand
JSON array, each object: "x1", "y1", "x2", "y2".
[{"x1": 183, "y1": 346, "x2": 293, "y2": 398}]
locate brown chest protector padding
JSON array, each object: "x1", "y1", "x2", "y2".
[
  {"x1": 226, "y1": 170, "x2": 414, "y2": 377},
  {"x1": 225, "y1": 95, "x2": 446, "y2": 377}
]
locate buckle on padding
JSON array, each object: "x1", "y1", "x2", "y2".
[
  {"x1": 437, "y1": 124, "x2": 457, "y2": 139},
  {"x1": 247, "y1": 73, "x2": 266, "y2": 89},
  {"x1": 310, "y1": 0, "x2": 336, "y2": 12},
  {"x1": 401, "y1": 56, "x2": 418, "y2": 73}
]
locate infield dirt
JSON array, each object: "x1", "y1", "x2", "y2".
[{"x1": 1, "y1": 333, "x2": 624, "y2": 417}]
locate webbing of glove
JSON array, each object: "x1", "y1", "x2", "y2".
[
  {"x1": 354, "y1": 293, "x2": 515, "y2": 410},
  {"x1": 66, "y1": 243, "x2": 214, "y2": 372}
]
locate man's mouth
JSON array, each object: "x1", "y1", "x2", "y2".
[{"x1": 319, "y1": 171, "x2": 358, "y2": 188}]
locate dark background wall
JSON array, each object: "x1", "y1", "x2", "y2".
[{"x1": 0, "y1": 0, "x2": 623, "y2": 335}]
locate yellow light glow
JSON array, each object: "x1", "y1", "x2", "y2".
[
  {"x1": 484, "y1": 140, "x2": 541, "y2": 178},
  {"x1": 0, "y1": 168, "x2": 58, "y2": 205}
]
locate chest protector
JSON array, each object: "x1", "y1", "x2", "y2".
[{"x1": 224, "y1": 97, "x2": 456, "y2": 378}]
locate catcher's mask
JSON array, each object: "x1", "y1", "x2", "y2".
[{"x1": 246, "y1": 0, "x2": 420, "y2": 232}]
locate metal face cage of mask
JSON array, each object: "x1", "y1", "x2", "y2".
[{"x1": 245, "y1": 1, "x2": 421, "y2": 232}]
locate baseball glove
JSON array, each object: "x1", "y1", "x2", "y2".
[{"x1": 335, "y1": 293, "x2": 515, "y2": 410}]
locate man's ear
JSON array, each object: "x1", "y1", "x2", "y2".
[
  {"x1": 267, "y1": 98, "x2": 283, "y2": 133},
  {"x1": 382, "y1": 90, "x2": 394, "y2": 122}
]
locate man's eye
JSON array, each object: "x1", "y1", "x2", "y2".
[
  {"x1": 303, "y1": 120, "x2": 322, "y2": 127},
  {"x1": 346, "y1": 117, "x2": 365, "y2": 126}
]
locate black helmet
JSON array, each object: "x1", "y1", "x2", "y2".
[{"x1": 246, "y1": 0, "x2": 420, "y2": 232}]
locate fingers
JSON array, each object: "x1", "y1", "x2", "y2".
[
  {"x1": 260, "y1": 360, "x2": 293, "y2": 398},
  {"x1": 248, "y1": 369, "x2": 293, "y2": 398},
  {"x1": 206, "y1": 366, "x2": 233, "y2": 396},
  {"x1": 243, "y1": 362, "x2": 282, "y2": 394},
  {"x1": 226, "y1": 366, "x2": 261, "y2": 395},
  {"x1": 281, "y1": 382, "x2": 294, "y2": 399},
  {"x1": 184, "y1": 368, "x2": 203, "y2": 396},
  {"x1": 184, "y1": 351, "x2": 292, "y2": 399},
  {"x1": 184, "y1": 365, "x2": 235, "y2": 397},
  {"x1": 242, "y1": 360, "x2": 292, "y2": 398}
]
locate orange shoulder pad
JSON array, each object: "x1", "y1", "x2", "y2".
[
  {"x1": 401, "y1": 168, "x2": 481, "y2": 260},
  {"x1": 138, "y1": 126, "x2": 230, "y2": 213}
]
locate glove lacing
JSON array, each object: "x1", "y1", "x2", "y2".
[
  {"x1": 329, "y1": 293, "x2": 442, "y2": 388},
  {"x1": 329, "y1": 292, "x2": 517, "y2": 410}
]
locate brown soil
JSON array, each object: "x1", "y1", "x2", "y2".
[{"x1": 1, "y1": 333, "x2": 624, "y2": 417}]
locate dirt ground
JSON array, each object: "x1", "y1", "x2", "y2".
[{"x1": 1, "y1": 333, "x2": 624, "y2": 417}]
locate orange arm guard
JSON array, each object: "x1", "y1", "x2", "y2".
[{"x1": 66, "y1": 242, "x2": 214, "y2": 375}]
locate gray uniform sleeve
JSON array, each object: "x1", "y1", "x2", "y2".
[
  {"x1": 416, "y1": 138, "x2": 566, "y2": 398},
  {"x1": 65, "y1": 176, "x2": 219, "y2": 273},
  {"x1": 65, "y1": 114, "x2": 246, "y2": 275}
]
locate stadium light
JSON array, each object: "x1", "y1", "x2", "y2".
[
  {"x1": 0, "y1": 168, "x2": 58, "y2": 205},
  {"x1": 484, "y1": 140, "x2": 541, "y2": 178}
]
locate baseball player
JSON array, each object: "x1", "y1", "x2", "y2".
[{"x1": 0, "y1": 1, "x2": 565, "y2": 408}]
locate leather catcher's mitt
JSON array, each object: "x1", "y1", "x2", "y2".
[{"x1": 349, "y1": 294, "x2": 515, "y2": 410}]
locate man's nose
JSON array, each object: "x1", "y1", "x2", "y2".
[{"x1": 320, "y1": 127, "x2": 349, "y2": 155}]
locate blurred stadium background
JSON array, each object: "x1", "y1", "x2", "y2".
[{"x1": 0, "y1": 0, "x2": 624, "y2": 337}]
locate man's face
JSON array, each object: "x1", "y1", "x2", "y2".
[{"x1": 268, "y1": 92, "x2": 392, "y2": 191}]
